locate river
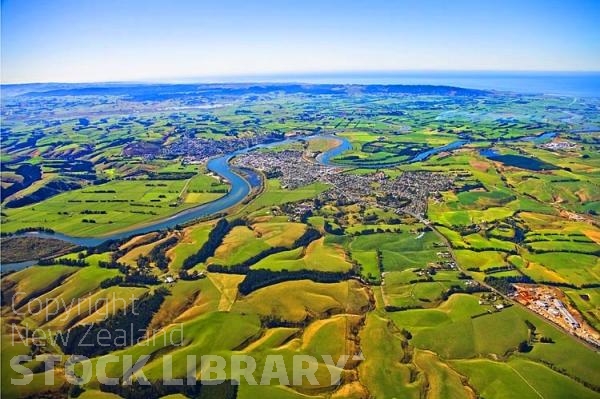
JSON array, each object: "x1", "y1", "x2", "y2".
[
  {"x1": 0, "y1": 130, "x2": 571, "y2": 271},
  {"x1": 2, "y1": 135, "x2": 340, "y2": 270}
]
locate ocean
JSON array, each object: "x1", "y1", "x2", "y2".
[{"x1": 195, "y1": 71, "x2": 600, "y2": 98}]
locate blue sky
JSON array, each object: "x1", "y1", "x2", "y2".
[{"x1": 2, "y1": 0, "x2": 599, "y2": 83}]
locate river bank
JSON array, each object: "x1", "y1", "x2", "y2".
[{"x1": 0, "y1": 129, "x2": 577, "y2": 270}]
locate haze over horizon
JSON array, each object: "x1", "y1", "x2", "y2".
[{"x1": 2, "y1": 0, "x2": 600, "y2": 84}]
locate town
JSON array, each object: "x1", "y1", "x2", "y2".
[{"x1": 232, "y1": 147, "x2": 454, "y2": 217}]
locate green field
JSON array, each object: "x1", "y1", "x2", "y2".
[
  {"x1": 167, "y1": 222, "x2": 215, "y2": 271},
  {"x1": 250, "y1": 237, "x2": 352, "y2": 272},
  {"x1": 524, "y1": 251, "x2": 600, "y2": 286},
  {"x1": 1, "y1": 177, "x2": 226, "y2": 236},
  {"x1": 452, "y1": 358, "x2": 599, "y2": 399},
  {"x1": 210, "y1": 221, "x2": 307, "y2": 266},
  {"x1": 245, "y1": 179, "x2": 330, "y2": 212},
  {"x1": 358, "y1": 313, "x2": 422, "y2": 399},
  {"x1": 350, "y1": 231, "x2": 443, "y2": 272},
  {"x1": 2, "y1": 85, "x2": 600, "y2": 398},
  {"x1": 454, "y1": 249, "x2": 509, "y2": 271}
]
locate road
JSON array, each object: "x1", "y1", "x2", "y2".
[{"x1": 401, "y1": 209, "x2": 599, "y2": 352}]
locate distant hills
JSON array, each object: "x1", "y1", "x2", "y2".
[{"x1": 2, "y1": 82, "x2": 489, "y2": 101}]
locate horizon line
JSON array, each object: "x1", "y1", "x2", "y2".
[{"x1": 3, "y1": 69, "x2": 600, "y2": 86}]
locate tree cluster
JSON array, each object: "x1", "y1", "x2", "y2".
[
  {"x1": 57, "y1": 289, "x2": 168, "y2": 357},
  {"x1": 238, "y1": 269, "x2": 353, "y2": 296},
  {"x1": 181, "y1": 218, "x2": 243, "y2": 269}
]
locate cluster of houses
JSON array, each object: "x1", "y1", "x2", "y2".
[
  {"x1": 232, "y1": 148, "x2": 453, "y2": 217},
  {"x1": 162, "y1": 132, "x2": 287, "y2": 162},
  {"x1": 540, "y1": 140, "x2": 577, "y2": 151},
  {"x1": 379, "y1": 171, "x2": 453, "y2": 216},
  {"x1": 233, "y1": 149, "x2": 339, "y2": 189}
]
